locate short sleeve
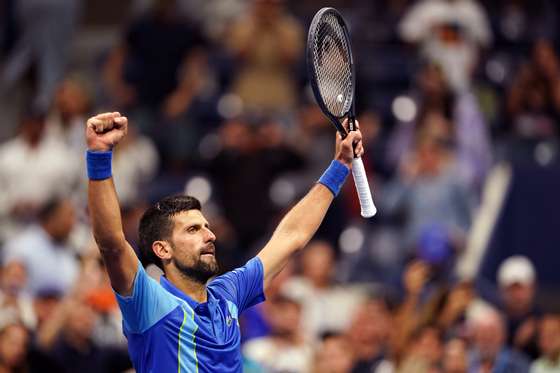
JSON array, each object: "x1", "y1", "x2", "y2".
[
  {"x1": 209, "y1": 257, "x2": 265, "y2": 314},
  {"x1": 115, "y1": 261, "x2": 178, "y2": 334}
]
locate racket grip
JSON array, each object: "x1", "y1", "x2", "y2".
[{"x1": 351, "y1": 157, "x2": 377, "y2": 218}]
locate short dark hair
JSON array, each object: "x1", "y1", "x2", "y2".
[
  {"x1": 38, "y1": 197, "x2": 65, "y2": 223},
  {"x1": 138, "y1": 195, "x2": 201, "y2": 270}
]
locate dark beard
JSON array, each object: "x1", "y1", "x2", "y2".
[{"x1": 173, "y1": 255, "x2": 219, "y2": 285}]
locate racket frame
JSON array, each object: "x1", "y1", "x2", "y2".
[{"x1": 306, "y1": 7, "x2": 356, "y2": 138}]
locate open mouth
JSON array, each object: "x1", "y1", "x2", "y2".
[{"x1": 200, "y1": 244, "x2": 216, "y2": 257}]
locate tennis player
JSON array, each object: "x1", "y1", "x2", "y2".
[{"x1": 85, "y1": 111, "x2": 363, "y2": 372}]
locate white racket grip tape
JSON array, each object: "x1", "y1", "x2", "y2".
[{"x1": 351, "y1": 157, "x2": 377, "y2": 217}]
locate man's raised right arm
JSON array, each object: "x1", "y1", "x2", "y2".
[{"x1": 86, "y1": 112, "x2": 138, "y2": 295}]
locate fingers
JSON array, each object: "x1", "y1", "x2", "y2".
[
  {"x1": 87, "y1": 112, "x2": 126, "y2": 133},
  {"x1": 341, "y1": 118, "x2": 360, "y2": 132},
  {"x1": 343, "y1": 129, "x2": 364, "y2": 158}
]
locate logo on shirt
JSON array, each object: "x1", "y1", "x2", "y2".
[{"x1": 226, "y1": 315, "x2": 233, "y2": 327}]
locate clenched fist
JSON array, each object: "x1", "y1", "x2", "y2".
[{"x1": 86, "y1": 112, "x2": 128, "y2": 152}]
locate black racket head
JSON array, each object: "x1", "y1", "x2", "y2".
[{"x1": 307, "y1": 7, "x2": 356, "y2": 135}]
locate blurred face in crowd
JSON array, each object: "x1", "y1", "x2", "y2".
[
  {"x1": 313, "y1": 335, "x2": 354, "y2": 373},
  {"x1": 65, "y1": 302, "x2": 98, "y2": 343},
  {"x1": 34, "y1": 295, "x2": 61, "y2": 327},
  {"x1": 43, "y1": 199, "x2": 76, "y2": 243},
  {"x1": 0, "y1": 262, "x2": 27, "y2": 297},
  {"x1": 533, "y1": 39, "x2": 558, "y2": 76},
  {"x1": 414, "y1": 326, "x2": 443, "y2": 364},
  {"x1": 443, "y1": 338, "x2": 468, "y2": 373},
  {"x1": 0, "y1": 324, "x2": 29, "y2": 369},
  {"x1": 348, "y1": 298, "x2": 392, "y2": 355},
  {"x1": 471, "y1": 310, "x2": 506, "y2": 361},
  {"x1": 301, "y1": 241, "x2": 335, "y2": 288},
  {"x1": 419, "y1": 64, "x2": 448, "y2": 100},
  {"x1": 20, "y1": 116, "x2": 46, "y2": 147},
  {"x1": 501, "y1": 282, "x2": 535, "y2": 317},
  {"x1": 253, "y1": 0, "x2": 284, "y2": 24},
  {"x1": 538, "y1": 315, "x2": 560, "y2": 360},
  {"x1": 268, "y1": 298, "x2": 301, "y2": 338},
  {"x1": 55, "y1": 79, "x2": 90, "y2": 121},
  {"x1": 220, "y1": 120, "x2": 254, "y2": 153}
]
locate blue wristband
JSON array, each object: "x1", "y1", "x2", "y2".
[
  {"x1": 86, "y1": 150, "x2": 113, "y2": 180},
  {"x1": 318, "y1": 160, "x2": 349, "y2": 196}
]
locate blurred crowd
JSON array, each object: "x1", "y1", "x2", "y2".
[{"x1": 0, "y1": 0, "x2": 560, "y2": 372}]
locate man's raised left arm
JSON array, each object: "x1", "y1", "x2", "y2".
[{"x1": 257, "y1": 121, "x2": 363, "y2": 289}]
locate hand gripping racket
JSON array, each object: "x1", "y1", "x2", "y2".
[{"x1": 307, "y1": 7, "x2": 377, "y2": 217}]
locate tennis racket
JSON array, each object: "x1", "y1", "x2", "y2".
[{"x1": 307, "y1": 7, "x2": 377, "y2": 218}]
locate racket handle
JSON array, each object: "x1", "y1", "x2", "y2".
[{"x1": 351, "y1": 157, "x2": 377, "y2": 218}]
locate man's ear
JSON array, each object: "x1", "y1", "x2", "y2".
[{"x1": 152, "y1": 241, "x2": 172, "y2": 262}]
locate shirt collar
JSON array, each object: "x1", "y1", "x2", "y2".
[{"x1": 159, "y1": 275, "x2": 216, "y2": 309}]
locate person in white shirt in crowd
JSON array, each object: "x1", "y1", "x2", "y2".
[
  {"x1": 531, "y1": 314, "x2": 560, "y2": 373},
  {"x1": 0, "y1": 111, "x2": 80, "y2": 241},
  {"x1": 497, "y1": 255, "x2": 541, "y2": 359},
  {"x1": 467, "y1": 304, "x2": 530, "y2": 373},
  {"x1": 243, "y1": 294, "x2": 313, "y2": 373},
  {"x1": 111, "y1": 125, "x2": 159, "y2": 207},
  {"x1": 399, "y1": 0, "x2": 492, "y2": 93},
  {"x1": 2, "y1": 198, "x2": 79, "y2": 296},
  {"x1": 282, "y1": 240, "x2": 366, "y2": 341}
]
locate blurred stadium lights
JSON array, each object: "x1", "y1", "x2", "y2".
[
  {"x1": 485, "y1": 58, "x2": 507, "y2": 85},
  {"x1": 535, "y1": 141, "x2": 557, "y2": 167},
  {"x1": 339, "y1": 225, "x2": 365, "y2": 254},
  {"x1": 185, "y1": 176, "x2": 213, "y2": 205},
  {"x1": 391, "y1": 95, "x2": 417, "y2": 122},
  {"x1": 217, "y1": 93, "x2": 243, "y2": 119},
  {"x1": 198, "y1": 132, "x2": 222, "y2": 160},
  {"x1": 269, "y1": 177, "x2": 297, "y2": 207}
]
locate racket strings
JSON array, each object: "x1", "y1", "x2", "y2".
[{"x1": 312, "y1": 13, "x2": 353, "y2": 117}]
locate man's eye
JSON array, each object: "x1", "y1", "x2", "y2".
[{"x1": 188, "y1": 226, "x2": 198, "y2": 233}]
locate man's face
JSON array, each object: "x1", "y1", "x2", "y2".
[
  {"x1": 501, "y1": 282, "x2": 535, "y2": 316},
  {"x1": 168, "y1": 210, "x2": 219, "y2": 283}
]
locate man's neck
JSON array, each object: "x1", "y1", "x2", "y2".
[{"x1": 167, "y1": 271, "x2": 208, "y2": 303}]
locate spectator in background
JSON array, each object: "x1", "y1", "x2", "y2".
[
  {"x1": 2, "y1": 198, "x2": 79, "y2": 296},
  {"x1": 0, "y1": 0, "x2": 82, "y2": 113},
  {"x1": 243, "y1": 295, "x2": 312, "y2": 373},
  {"x1": 496, "y1": 255, "x2": 541, "y2": 359},
  {"x1": 209, "y1": 117, "x2": 304, "y2": 254},
  {"x1": 103, "y1": 0, "x2": 205, "y2": 115},
  {"x1": 346, "y1": 296, "x2": 393, "y2": 373},
  {"x1": 0, "y1": 111, "x2": 80, "y2": 241},
  {"x1": 0, "y1": 319, "x2": 30, "y2": 373},
  {"x1": 227, "y1": 0, "x2": 303, "y2": 113},
  {"x1": 399, "y1": 0, "x2": 491, "y2": 92},
  {"x1": 387, "y1": 63, "x2": 492, "y2": 191},
  {"x1": 312, "y1": 332, "x2": 355, "y2": 373},
  {"x1": 487, "y1": 0, "x2": 558, "y2": 44},
  {"x1": 397, "y1": 324, "x2": 443, "y2": 373},
  {"x1": 383, "y1": 112, "x2": 473, "y2": 254},
  {"x1": 46, "y1": 76, "x2": 92, "y2": 155},
  {"x1": 467, "y1": 305, "x2": 530, "y2": 373},
  {"x1": 283, "y1": 240, "x2": 366, "y2": 341},
  {"x1": 103, "y1": 0, "x2": 208, "y2": 167},
  {"x1": 531, "y1": 314, "x2": 560, "y2": 373},
  {"x1": 112, "y1": 125, "x2": 159, "y2": 207},
  {"x1": 506, "y1": 39, "x2": 560, "y2": 140},
  {"x1": 442, "y1": 338, "x2": 468, "y2": 373},
  {"x1": 32, "y1": 292, "x2": 131, "y2": 373}
]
